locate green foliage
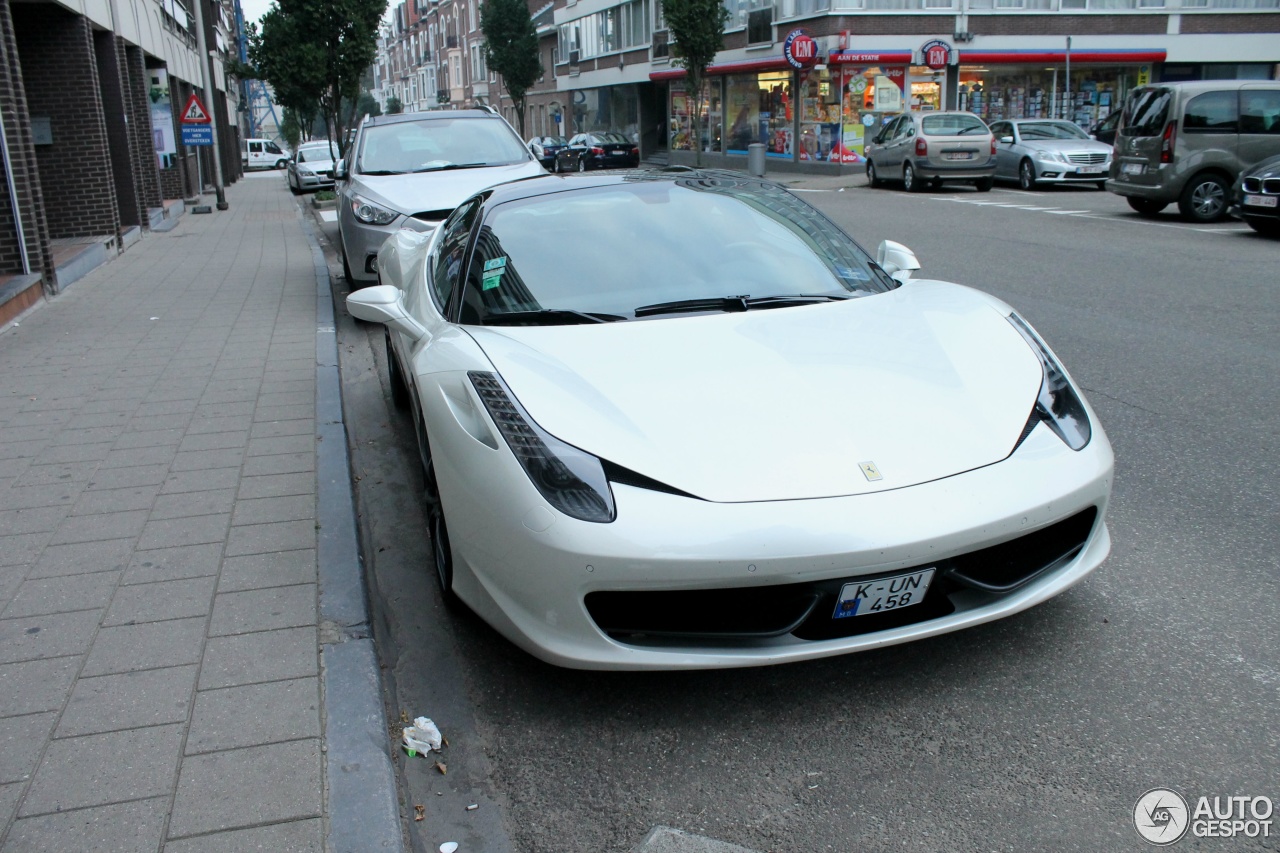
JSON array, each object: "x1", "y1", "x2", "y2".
[
  {"x1": 661, "y1": 0, "x2": 727, "y2": 165},
  {"x1": 250, "y1": 0, "x2": 386, "y2": 158},
  {"x1": 314, "y1": 190, "x2": 337, "y2": 201},
  {"x1": 279, "y1": 108, "x2": 303, "y2": 152},
  {"x1": 357, "y1": 90, "x2": 382, "y2": 119},
  {"x1": 387, "y1": 94, "x2": 404, "y2": 114},
  {"x1": 481, "y1": 0, "x2": 541, "y2": 136}
]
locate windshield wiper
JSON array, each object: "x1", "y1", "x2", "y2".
[
  {"x1": 634, "y1": 294, "x2": 849, "y2": 318},
  {"x1": 484, "y1": 309, "x2": 626, "y2": 326},
  {"x1": 955, "y1": 126, "x2": 985, "y2": 135},
  {"x1": 359, "y1": 169, "x2": 406, "y2": 176},
  {"x1": 411, "y1": 162, "x2": 490, "y2": 173}
]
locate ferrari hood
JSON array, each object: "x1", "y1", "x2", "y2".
[
  {"x1": 353, "y1": 161, "x2": 545, "y2": 216},
  {"x1": 466, "y1": 283, "x2": 1045, "y2": 503}
]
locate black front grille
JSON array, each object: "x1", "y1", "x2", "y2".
[
  {"x1": 585, "y1": 507, "x2": 1099, "y2": 645},
  {"x1": 1265, "y1": 177, "x2": 1280, "y2": 195},
  {"x1": 1243, "y1": 177, "x2": 1262, "y2": 193}
]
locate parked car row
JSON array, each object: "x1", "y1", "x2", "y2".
[{"x1": 550, "y1": 132, "x2": 641, "y2": 172}]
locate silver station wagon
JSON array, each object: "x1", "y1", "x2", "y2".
[{"x1": 865, "y1": 111, "x2": 997, "y2": 193}]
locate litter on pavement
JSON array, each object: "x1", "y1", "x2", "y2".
[{"x1": 402, "y1": 716, "x2": 443, "y2": 757}]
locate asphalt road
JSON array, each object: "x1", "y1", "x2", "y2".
[{"x1": 318, "y1": 175, "x2": 1280, "y2": 853}]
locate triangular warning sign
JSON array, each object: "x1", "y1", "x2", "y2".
[{"x1": 180, "y1": 94, "x2": 211, "y2": 124}]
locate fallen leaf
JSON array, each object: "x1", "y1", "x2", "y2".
[
  {"x1": 399, "y1": 710, "x2": 409, "y2": 723},
  {"x1": 414, "y1": 804, "x2": 425, "y2": 821},
  {"x1": 435, "y1": 761, "x2": 447, "y2": 775}
]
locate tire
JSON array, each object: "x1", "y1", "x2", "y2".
[
  {"x1": 1096, "y1": 181, "x2": 1108, "y2": 191},
  {"x1": 866, "y1": 160, "x2": 883, "y2": 188},
  {"x1": 1127, "y1": 197, "x2": 1167, "y2": 217},
  {"x1": 1018, "y1": 160, "x2": 1038, "y2": 191},
  {"x1": 903, "y1": 162, "x2": 922, "y2": 193},
  {"x1": 1178, "y1": 173, "x2": 1229, "y2": 223},
  {"x1": 553, "y1": 158, "x2": 561, "y2": 173},
  {"x1": 577, "y1": 157, "x2": 586, "y2": 173},
  {"x1": 289, "y1": 175, "x2": 302, "y2": 195},
  {"x1": 275, "y1": 159, "x2": 287, "y2": 169},
  {"x1": 341, "y1": 246, "x2": 354, "y2": 286},
  {"x1": 1246, "y1": 218, "x2": 1280, "y2": 238},
  {"x1": 415, "y1": 422, "x2": 456, "y2": 605},
  {"x1": 385, "y1": 330, "x2": 409, "y2": 410},
  {"x1": 974, "y1": 176, "x2": 994, "y2": 193}
]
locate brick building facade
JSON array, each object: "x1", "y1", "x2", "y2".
[{"x1": 0, "y1": 0, "x2": 245, "y2": 326}]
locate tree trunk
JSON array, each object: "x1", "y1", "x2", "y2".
[{"x1": 689, "y1": 71, "x2": 704, "y2": 168}]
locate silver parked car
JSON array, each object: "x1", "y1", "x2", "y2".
[
  {"x1": 287, "y1": 141, "x2": 339, "y2": 194},
  {"x1": 334, "y1": 108, "x2": 545, "y2": 285},
  {"x1": 865, "y1": 111, "x2": 997, "y2": 193},
  {"x1": 990, "y1": 119, "x2": 1113, "y2": 191}
]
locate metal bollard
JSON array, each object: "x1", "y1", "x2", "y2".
[{"x1": 747, "y1": 143, "x2": 766, "y2": 177}]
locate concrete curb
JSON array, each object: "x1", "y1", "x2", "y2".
[{"x1": 299, "y1": 208, "x2": 405, "y2": 853}]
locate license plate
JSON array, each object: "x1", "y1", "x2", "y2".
[
  {"x1": 944, "y1": 152, "x2": 974, "y2": 161},
  {"x1": 1122, "y1": 162, "x2": 1145, "y2": 175},
  {"x1": 1244, "y1": 194, "x2": 1278, "y2": 208},
  {"x1": 611, "y1": 150, "x2": 625, "y2": 155},
  {"x1": 1076, "y1": 165, "x2": 1104, "y2": 174},
  {"x1": 833, "y1": 568, "x2": 935, "y2": 619}
]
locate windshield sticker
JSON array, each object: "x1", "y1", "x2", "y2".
[
  {"x1": 836, "y1": 266, "x2": 870, "y2": 281},
  {"x1": 482, "y1": 271, "x2": 503, "y2": 290},
  {"x1": 483, "y1": 256, "x2": 507, "y2": 272}
]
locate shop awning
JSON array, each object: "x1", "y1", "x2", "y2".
[
  {"x1": 957, "y1": 49, "x2": 1167, "y2": 64},
  {"x1": 828, "y1": 51, "x2": 913, "y2": 65},
  {"x1": 649, "y1": 56, "x2": 791, "y2": 80}
]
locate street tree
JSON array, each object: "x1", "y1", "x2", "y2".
[
  {"x1": 250, "y1": 0, "x2": 386, "y2": 157},
  {"x1": 481, "y1": 0, "x2": 541, "y2": 136},
  {"x1": 660, "y1": 0, "x2": 727, "y2": 166}
]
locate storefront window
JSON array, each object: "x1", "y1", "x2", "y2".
[
  {"x1": 798, "y1": 67, "x2": 843, "y2": 162},
  {"x1": 722, "y1": 72, "x2": 791, "y2": 158},
  {"x1": 835, "y1": 66, "x2": 905, "y2": 163},
  {"x1": 909, "y1": 67, "x2": 944, "y2": 111},
  {"x1": 670, "y1": 80, "x2": 720, "y2": 152},
  {"x1": 959, "y1": 65, "x2": 1137, "y2": 130}
]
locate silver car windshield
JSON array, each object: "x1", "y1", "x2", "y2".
[
  {"x1": 1018, "y1": 121, "x2": 1090, "y2": 141},
  {"x1": 463, "y1": 177, "x2": 894, "y2": 324},
  {"x1": 357, "y1": 118, "x2": 530, "y2": 175},
  {"x1": 921, "y1": 114, "x2": 988, "y2": 136}
]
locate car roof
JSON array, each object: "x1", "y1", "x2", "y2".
[
  {"x1": 360, "y1": 109, "x2": 499, "y2": 129},
  {"x1": 480, "y1": 169, "x2": 785, "y2": 208}
]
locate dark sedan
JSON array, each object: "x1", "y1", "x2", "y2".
[
  {"x1": 553, "y1": 132, "x2": 640, "y2": 172},
  {"x1": 1230, "y1": 154, "x2": 1280, "y2": 237},
  {"x1": 529, "y1": 136, "x2": 569, "y2": 170}
]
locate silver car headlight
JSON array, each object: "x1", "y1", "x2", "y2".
[
  {"x1": 469, "y1": 371, "x2": 616, "y2": 523},
  {"x1": 298, "y1": 168, "x2": 315, "y2": 177},
  {"x1": 1007, "y1": 314, "x2": 1091, "y2": 451},
  {"x1": 351, "y1": 194, "x2": 398, "y2": 226}
]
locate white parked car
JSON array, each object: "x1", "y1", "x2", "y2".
[
  {"x1": 287, "y1": 141, "x2": 339, "y2": 194},
  {"x1": 347, "y1": 171, "x2": 1114, "y2": 671}
]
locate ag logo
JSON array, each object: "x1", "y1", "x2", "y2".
[{"x1": 1134, "y1": 788, "x2": 1190, "y2": 845}]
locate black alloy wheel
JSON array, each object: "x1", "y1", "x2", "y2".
[
  {"x1": 1127, "y1": 197, "x2": 1167, "y2": 217},
  {"x1": 416, "y1": 421, "x2": 456, "y2": 605},
  {"x1": 385, "y1": 329, "x2": 409, "y2": 410},
  {"x1": 866, "y1": 160, "x2": 883, "y2": 188},
  {"x1": 1178, "y1": 174, "x2": 1229, "y2": 223},
  {"x1": 903, "y1": 162, "x2": 922, "y2": 193},
  {"x1": 1018, "y1": 159, "x2": 1039, "y2": 191}
]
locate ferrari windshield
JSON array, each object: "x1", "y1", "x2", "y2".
[
  {"x1": 357, "y1": 118, "x2": 529, "y2": 175},
  {"x1": 462, "y1": 177, "x2": 893, "y2": 324}
]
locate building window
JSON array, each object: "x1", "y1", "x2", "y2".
[{"x1": 746, "y1": 7, "x2": 772, "y2": 45}]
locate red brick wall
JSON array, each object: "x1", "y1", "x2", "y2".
[
  {"x1": 0, "y1": 0, "x2": 55, "y2": 289},
  {"x1": 12, "y1": 4, "x2": 120, "y2": 240},
  {"x1": 1180, "y1": 12, "x2": 1280, "y2": 33},
  {"x1": 125, "y1": 46, "x2": 162, "y2": 213}
]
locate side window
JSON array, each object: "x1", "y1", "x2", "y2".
[
  {"x1": 991, "y1": 122, "x2": 1010, "y2": 138},
  {"x1": 266, "y1": 142, "x2": 282, "y2": 154},
  {"x1": 249, "y1": 142, "x2": 263, "y2": 153},
  {"x1": 1240, "y1": 90, "x2": 1280, "y2": 134},
  {"x1": 875, "y1": 117, "x2": 899, "y2": 143},
  {"x1": 430, "y1": 199, "x2": 481, "y2": 312},
  {"x1": 1183, "y1": 91, "x2": 1239, "y2": 133}
]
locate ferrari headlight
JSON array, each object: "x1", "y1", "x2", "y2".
[
  {"x1": 468, "y1": 372, "x2": 616, "y2": 522},
  {"x1": 1007, "y1": 314, "x2": 1091, "y2": 451},
  {"x1": 351, "y1": 194, "x2": 398, "y2": 225}
]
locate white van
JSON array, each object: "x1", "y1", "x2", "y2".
[{"x1": 241, "y1": 138, "x2": 288, "y2": 170}]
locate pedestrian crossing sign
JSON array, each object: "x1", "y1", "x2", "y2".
[{"x1": 181, "y1": 94, "x2": 212, "y2": 124}]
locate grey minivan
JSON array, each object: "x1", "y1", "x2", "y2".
[{"x1": 1107, "y1": 80, "x2": 1280, "y2": 222}]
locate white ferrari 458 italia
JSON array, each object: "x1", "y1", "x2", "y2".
[{"x1": 346, "y1": 170, "x2": 1113, "y2": 671}]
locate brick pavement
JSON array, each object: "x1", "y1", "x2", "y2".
[{"x1": 0, "y1": 174, "x2": 390, "y2": 851}]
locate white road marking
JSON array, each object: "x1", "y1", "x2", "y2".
[
  {"x1": 926, "y1": 195, "x2": 1248, "y2": 233},
  {"x1": 319, "y1": 210, "x2": 338, "y2": 222}
]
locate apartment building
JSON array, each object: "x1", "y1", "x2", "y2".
[
  {"x1": 372, "y1": 0, "x2": 1277, "y2": 172},
  {"x1": 0, "y1": 0, "x2": 243, "y2": 323}
]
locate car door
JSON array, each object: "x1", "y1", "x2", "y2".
[
  {"x1": 990, "y1": 121, "x2": 1016, "y2": 178},
  {"x1": 1238, "y1": 87, "x2": 1280, "y2": 171},
  {"x1": 869, "y1": 116, "x2": 902, "y2": 170},
  {"x1": 883, "y1": 116, "x2": 912, "y2": 172},
  {"x1": 248, "y1": 141, "x2": 264, "y2": 167}
]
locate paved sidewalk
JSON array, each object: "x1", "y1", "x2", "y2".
[{"x1": 0, "y1": 175, "x2": 395, "y2": 851}]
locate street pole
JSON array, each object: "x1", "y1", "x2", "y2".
[
  {"x1": 194, "y1": 0, "x2": 229, "y2": 210},
  {"x1": 1065, "y1": 36, "x2": 1072, "y2": 122}
]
